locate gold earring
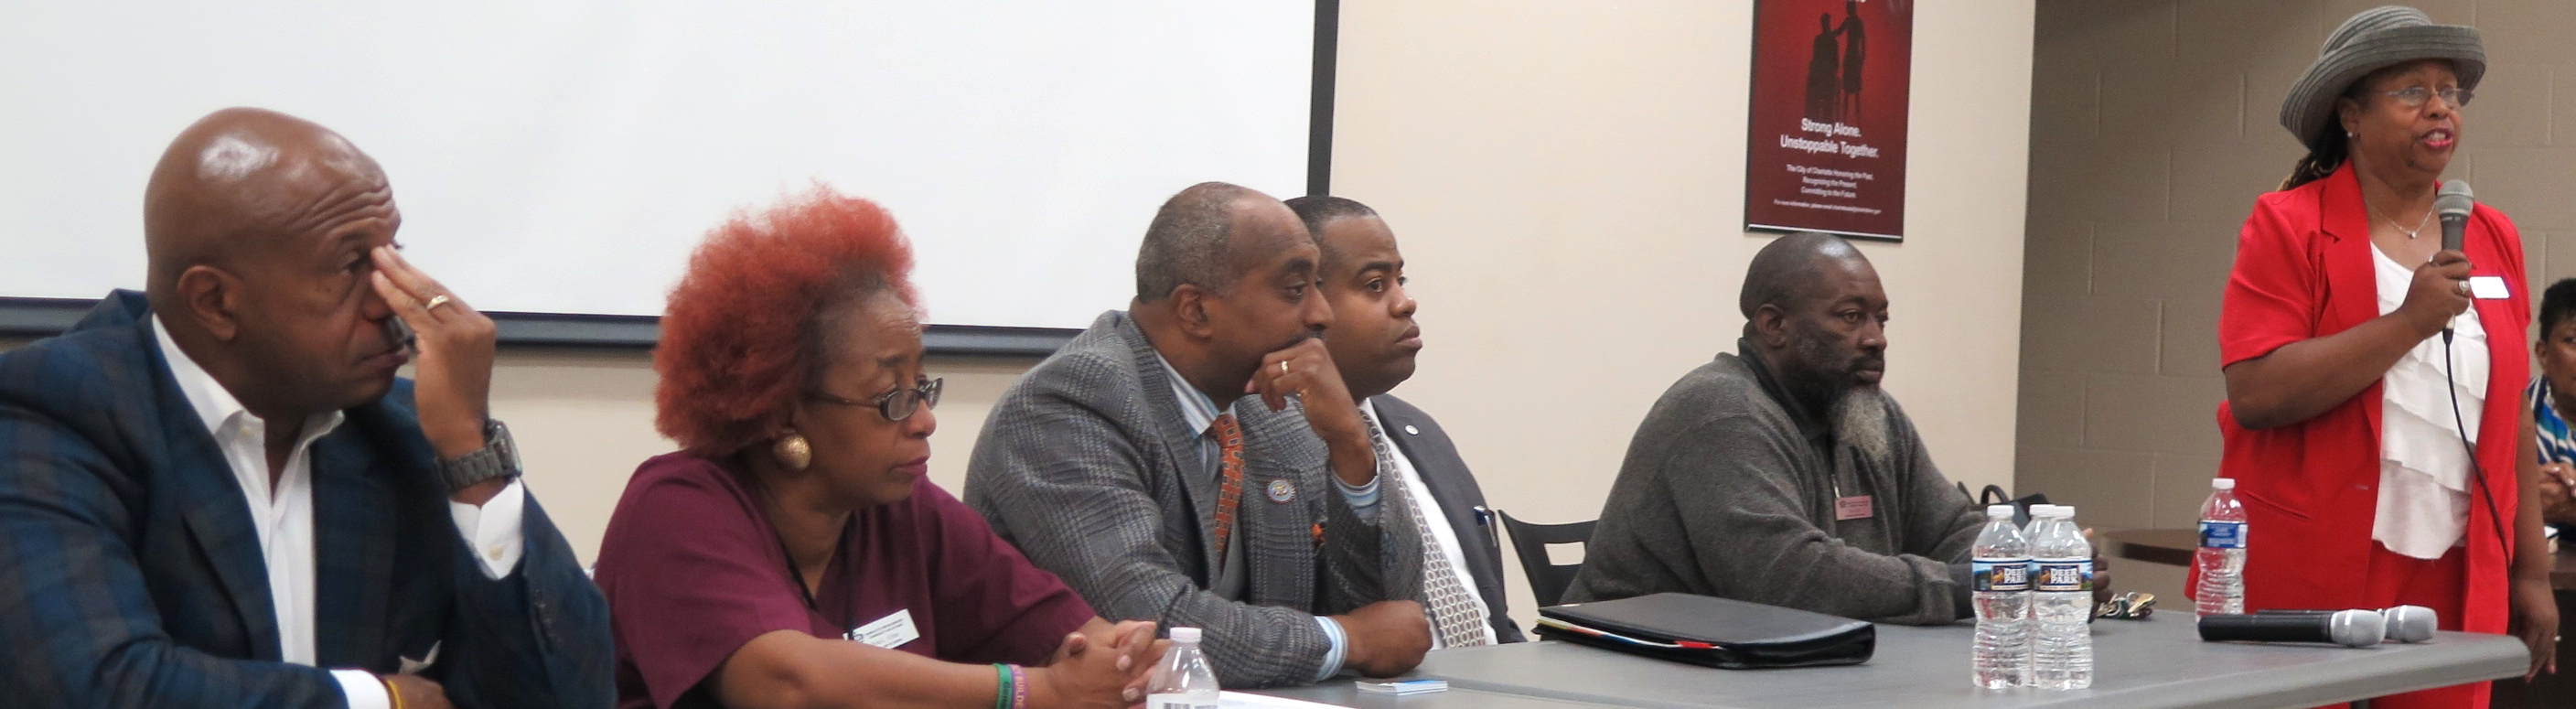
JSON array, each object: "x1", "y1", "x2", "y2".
[{"x1": 772, "y1": 430, "x2": 812, "y2": 472}]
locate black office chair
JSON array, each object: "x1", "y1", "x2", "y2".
[{"x1": 1494, "y1": 510, "x2": 1597, "y2": 607}]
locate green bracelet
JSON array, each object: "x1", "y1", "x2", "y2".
[{"x1": 993, "y1": 663, "x2": 1013, "y2": 709}]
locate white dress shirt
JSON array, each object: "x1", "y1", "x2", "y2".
[
  {"x1": 153, "y1": 317, "x2": 527, "y2": 709},
  {"x1": 1359, "y1": 400, "x2": 1497, "y2": 648}
]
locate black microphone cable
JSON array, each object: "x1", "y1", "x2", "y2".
[{"x1": 2441, "y1": 325, "x2": 2514, "y2": 564}]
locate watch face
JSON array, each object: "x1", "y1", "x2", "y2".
[{"x1": 488, "y1": 421, "x2": 522, "y2": 470}]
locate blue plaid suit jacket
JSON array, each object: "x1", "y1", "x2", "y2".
[{"x1": 0, "y1": 291, "x2": 613, "y2": 708}]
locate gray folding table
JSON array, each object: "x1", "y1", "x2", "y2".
[
  {"x1": 1249, "y1": 683, "x2": 1622, "y2": 708},
  {"x1": 1261, "y1": 616, "x2": 2526, "y2": 709}
]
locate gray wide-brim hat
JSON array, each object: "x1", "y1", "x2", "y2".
[{"x1": 2280, "y1": 5, "x2": 2485, "y2": 152}]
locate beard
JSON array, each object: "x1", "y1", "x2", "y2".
[
  {"x1": 1780, "y1": 320, "x2": 1889, "y2": 458},
  {"x1": 1830, "y1": 388, "x2": 1893, "y2": 466},
  {"x1": 1783, "y1": 326, "x2": 1855, "y2": 409}
]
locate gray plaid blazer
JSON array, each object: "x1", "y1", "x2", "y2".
[{"x1": 963, "y1": 311, "x2": 1419, "y2": 688}]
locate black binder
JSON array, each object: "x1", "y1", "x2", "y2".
[{"x1": 1534, "y1": 593, "x2": 1875, "y2": 669}]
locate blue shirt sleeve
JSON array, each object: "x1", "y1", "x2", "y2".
[{"x1": 1314, "y1": 616, "x2": 1349, "y2": 681}]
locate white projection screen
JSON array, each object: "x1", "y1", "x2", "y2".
[{"x1": 0, "y1": 1, "x2": 1323, "y2": 350}]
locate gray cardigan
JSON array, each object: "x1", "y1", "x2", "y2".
[
  {"x1": 1562, "y1": 347, "x2": 1981, "y2": 626},
  {"x1": 963, "y1": 311, "x2": 1414, "y2": 687}
]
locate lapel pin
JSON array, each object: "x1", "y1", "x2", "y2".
[
  {"x1": 1403, "y1": 425, "x2": 1420, "y2": 435},
  {"x1": 1266, "y1": 479, "x2": 1296, "y2": 503}
]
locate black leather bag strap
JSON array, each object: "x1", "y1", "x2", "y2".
[{"x1": 1977, "y1": 485, "x2": 2050, "y2": 526}]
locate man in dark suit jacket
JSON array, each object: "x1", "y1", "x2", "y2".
[
  {"x1": 965, "y1": 182, "x2": 1433, "y2": 688},
  {"x1": 1288, "y1": 196, "x2": 1525, "y2": 644},
  {"x1": 0, "y1": 108, "x2": 610, "y2": 708}
]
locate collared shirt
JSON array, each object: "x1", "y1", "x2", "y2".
[
  {"x1": 153, "y1": 317, "x2": 528, "y2": 709},
  {"x1": 2532, "y1": 378, "x2": 2576, "y2": 537},
  {"x1": 1358, "y1": 400, "x2": 1496, "y2": 648},
  {"x1": 1149, "y1": 352, "x2": 1358, "y2": 682},
  {"x1": 2533, "y1": 378, "x2": 2576, "y2": 466}
]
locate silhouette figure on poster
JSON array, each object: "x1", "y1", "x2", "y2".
[
  {"x1": 1805, "y1": 13, "x2": 1845, "y2": 123},
  {"x1": 1838, "y1": 0, "x2": 1867, "y2": 121}
]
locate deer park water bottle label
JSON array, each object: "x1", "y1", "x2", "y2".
[
  {"x1": 1973, "y1": 558, "x2": 2032, "y2": 592},
  {"x1": 2034, "y1": 560, "x2": 2092, "y2": 593},
  {"x1": 2199, "y1": 521, "x2": 2248, "y2": 549}
]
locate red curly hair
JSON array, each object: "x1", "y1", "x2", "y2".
[{"x1": 655, "y1": 185, "x2": 918, "y2": 457}]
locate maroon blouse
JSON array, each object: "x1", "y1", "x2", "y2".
[{"x1": 595, "y1": 452, "x2": 1095, "y2": 709}]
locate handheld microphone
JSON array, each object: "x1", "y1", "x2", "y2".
[
  {"x1": 2197, "y1": 610, "x2": 2385, "y2": 648},
  {"x1": 2254, "y1": 606, "x2": 2436, "y2": 643},
  {"x1": 2435, "y1": 180, "x2": 2474, "y2": 253},
  {"x1": 2433, "y1": 180, "x2": 2475, "y2": 343}
]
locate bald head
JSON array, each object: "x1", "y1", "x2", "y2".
[
  {"x1": 1127, "y1": 181, "x2": 1327, "y2": 406},
  {"x1": 1741, "y1": 231, "x2": 1890, "y2": 426},
  {"x1": 1134, "y1": 181, "x2": 1295, "y2": 302},
  {"x1": 144, "y1": 107, "x2": 391, "y2": 307},
  {"x1": 137, "y1": 108, "x2": 409, "y2": 421},
  {"x1": 1740, "y1": 231, "x2": 1868, "y2": 321}
]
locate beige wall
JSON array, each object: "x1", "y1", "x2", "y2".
[
  {"x1": 1329, "y1": 1, "x2": 2034, "y2": 628},
  {"x1": 2019, "y1": 0, "x2": 2576, "y2": 603},
  {"x1": 3, "y1": 0, "x2": 2039, "y2": 637}
]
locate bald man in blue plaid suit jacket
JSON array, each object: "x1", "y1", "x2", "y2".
[{"x1": 0, "y1": 109, "x2": 610, "y2": 708}]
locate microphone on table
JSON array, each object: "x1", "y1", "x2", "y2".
[
  {"x1": 2434, "y1": 180, "x2": 2475, "y2": 343},
  {"x1": 2197, "y1": 610, "x2": 2386, "y2": 648},
  {"x1": 2254, "y1": 606, "x2": 2437, "y2": 643}
]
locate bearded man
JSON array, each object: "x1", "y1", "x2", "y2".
[{"x1": 1562, "y1": 232, "x2": 2000, "y2": 625}]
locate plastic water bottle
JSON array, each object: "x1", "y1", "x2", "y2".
[
  {"x1": 1970, "y1": 504, "x2": 2034, "y2": 689},
  {"x1": 2021, "y1": 505, "x2": 2057, "y2": 593},
  {"x1": 1146, "y1": 627, "x2": 1219, "y2": 709},
  {"x1": 2030, "y1": 506, "x2": 2094, "y2": 690},
  {"x1": 2195, "y1": 478, "x2": 2248, "y2": 617}
]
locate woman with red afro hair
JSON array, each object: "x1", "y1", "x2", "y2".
[{"x1": 592, "y1": 186, "x2": 1165, "y2": 709}]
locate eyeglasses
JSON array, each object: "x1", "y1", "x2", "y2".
[
  {"x1": 807, "y1": 377, "x2": 942, "y2": 422},
  {"x1": 2377, "y1": 86, "x2": 2474, "y2": 110}
]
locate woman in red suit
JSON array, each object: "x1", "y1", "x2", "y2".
[{"x1": 2216, "y1": 7, "x2": 2554, "y2": 707}]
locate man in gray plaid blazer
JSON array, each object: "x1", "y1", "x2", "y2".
[{"x1": 964, "y1": 182, "x2": 1432, "y2": 688}]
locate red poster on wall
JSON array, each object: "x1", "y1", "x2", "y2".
[{"x1": 1744, "y1": 0, "x2": 1911, "y2": 241}]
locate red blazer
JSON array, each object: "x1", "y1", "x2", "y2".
[{"x1": 2214, "y1": 162, "x2": 2528, "y2": 634}]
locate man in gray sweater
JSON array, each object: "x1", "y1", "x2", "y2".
[{"x1": 1563, "y1": 232, "x2": 1990, "y2": 625}]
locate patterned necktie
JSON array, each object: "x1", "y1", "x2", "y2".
[
  {"x1": 1208, "y1": 413, "x2": 1248, "y2": 562},
  {"x1": 1361, "y1": 410, "x2": 1489, "y2": 648}
]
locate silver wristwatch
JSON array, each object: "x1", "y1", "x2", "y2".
[{"x1": 436, "y1": 418, "x2": 522, "y2": 493}]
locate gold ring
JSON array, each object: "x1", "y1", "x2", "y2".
[
  {"x1": 1280, "y1": 360, "x2": 1290, "y2": 375},
  {"x1": 2455, "y1": 281, "x2": 2472, "y2": 295},
  {"x1": 424, "y1": 294, "x2": 453, "y2": 310}
]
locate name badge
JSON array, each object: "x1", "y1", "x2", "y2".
[
  {"x1": 845, "y1": 608, "x2": 922, "y2": 650},
  {"x1": 2469, "y1": 275, "x2": 2510, "y2": 300},
  {"x1": 1835, "y1": 495, "x2": 1874, "y2": 521}
]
